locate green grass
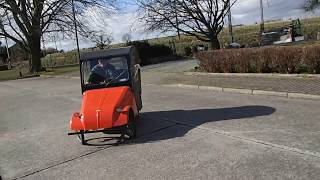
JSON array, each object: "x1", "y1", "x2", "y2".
[{"x1": 0, "y1": 64, "x2": 80, "y2": 81}]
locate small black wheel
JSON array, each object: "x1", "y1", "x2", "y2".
[
  {"x1": 77, "y1": 130, "x2": 86, "y2": 145},
  {"x1": 125, "y1": 112, "x2": 136, "y2": 139},
  {"x1": 136, "y1": 111, "x2": 140, "y2": 120}
]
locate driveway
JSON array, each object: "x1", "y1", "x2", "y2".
[{"x1": 0, "y1": 65, "x2": 320, "y2": 179}]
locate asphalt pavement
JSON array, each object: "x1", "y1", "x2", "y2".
[{"x1": 0, "y1": 73, "x2": 320, "y2": 179}]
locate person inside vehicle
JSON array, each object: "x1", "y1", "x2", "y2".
[{"x1": 88, "y1": 59, "x2": 116, "y2": 84}]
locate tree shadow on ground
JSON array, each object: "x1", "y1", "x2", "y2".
[{"x1": 85, "y1": 105, "x2": 275, "y2": 146}]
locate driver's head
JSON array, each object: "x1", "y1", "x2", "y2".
[{"x1": 98, "y1": 59, "x2": 108, "y2": 67}]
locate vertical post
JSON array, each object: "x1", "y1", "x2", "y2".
[
  {"x1": 53, "y1": 35, "x2": 58, "y2": 51},
  {"x1": 100, "y1": 34, "x2": 104, "y2": 49},
  {"x1": 42, "y1": 37, "x2": 47, "y2": 68},
  {"x1": 71, "y1": 0, "x2": 81, "y2": 61},
  {"x1": 4, "y1": 36, "x2": 10, "y2": 59},
  {"x1": 228, "y1": 0, "x2": 234, "y2": 43},
  {"x1": 260, "y1": 0, "x2": 265, "y2": 34},
  {"x1": 174, "y1": 0, "x2": 180, "y2": 39},
  {"x1": 72, "y1": 0, "x2": 83, "y2": 93},
  {"x1": 50, "y1": 54, "x2": 53, "y2": 71},
  {"x1": 3, "y1": 12, "x2": 10, "y2": 60}
]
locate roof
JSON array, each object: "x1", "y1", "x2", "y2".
[{"x1": 80, "y1": 46, "x2": 132, "y2": 61}]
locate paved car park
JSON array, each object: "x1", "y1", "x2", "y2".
[{"x1": 1, "y1": 74, "x2": 320, "y2": 180}]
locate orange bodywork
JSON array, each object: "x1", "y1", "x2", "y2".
[{"x1": 70, "y1": 86, "x2": 138, "y2": 131}]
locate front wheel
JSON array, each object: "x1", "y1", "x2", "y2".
[
  {"x1": 77, "y1": 130, "x2": 86, "y2": 145},
  {"x1": 125, "y1": 113, "x2": 136, "y2": 139}
]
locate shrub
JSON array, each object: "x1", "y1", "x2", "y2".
[
  {"x1": 41, "y1": 52, "x2": 78, "y2": 67},
  {"x1": 183, "y1": 46, "x2": 192, "y2": 57},
  {"x1": 196, "y1": 45, "x2": 320, "y2": 74},
  {"x1": 174, "y1": 41, "x2": 209, "y2": 56},
  {"x1": 126, "y1": 41, "x2": 173, "y2": 65}
]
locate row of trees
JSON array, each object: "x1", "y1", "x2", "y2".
[
  {"x1": 0, "y1": 0, "x2": 113, "y2": 72},
  {"x1": 0, "y1": 0, "x2": 319, "y2": 72}
]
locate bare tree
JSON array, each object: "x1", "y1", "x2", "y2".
[
  {"x1": 305, "y1": 0, "x2": 319, "y2": 11},
  {"x1": 122, "y1": 32, "x2": 132, "y2": 43},
  {"x1": 0, "y1": 0, "x2": 114, "y2": 72},
  {"x1": 138, "y1": 0, "x2": 236, "y2": 49},
  {"x1": 89, "y1": 31, "x2": 113, "y2": 49}
]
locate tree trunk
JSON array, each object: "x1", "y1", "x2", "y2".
[
  {"x1": 210, "y1": 35, "x2": 221, "y2": 50},
  {"x1": 30, "y1": 34, "x2": 42, "y2": 73}
]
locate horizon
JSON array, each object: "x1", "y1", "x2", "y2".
[{"x1": 1, "y1": 0, "x2": 319, "y2": 51}]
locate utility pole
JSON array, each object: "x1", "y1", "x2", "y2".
[
  {"x1": 4, "y1": 36, "x2": 10, "y2": 59},
  {"x1": 228, "y1": 0, "x2": 234, "y2": 43},
  {"x1": 260, "y1": 0, "x2": 265, "y2": 34},
  {"x1": 2, "y1": 12, "x2": 10, "y2": 59},
  {"x1": 53, "y1": 35, "x2": 58, "y2": 51},
  {"x1": 174, "y1": 0, "x2": 180, "y2": 39},
  {"x1": 71, "y1": 0, "x2": 81, "y2": 60}
]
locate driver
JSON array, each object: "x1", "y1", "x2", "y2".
[{"x1": 88, "y1": 59, "x2": 116, "y2": 84}]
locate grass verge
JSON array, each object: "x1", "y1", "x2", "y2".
[
  {"x1": 39, "y1": 65, "x2": 80, "y2": 76},
  {"x1": 0, "y1": 66, "x2": 30, "y2": 82},
  {"x1": 0, "y1": 65, "x2": 79, "y2": 82}
]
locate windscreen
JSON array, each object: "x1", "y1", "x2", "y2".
[{"x1": 82, "y1": 56, "x2": 129, "y2": 86}]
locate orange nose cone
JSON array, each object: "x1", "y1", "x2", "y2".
[
  {"x1": 70, "y1": 113, "x2": 83, "y2": 130},
  {"x1": 70, "y1": 86, "x2": 136, "y2": 131}
]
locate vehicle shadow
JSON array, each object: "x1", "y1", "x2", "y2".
[
  {"x1": 84, "y1": 105, "x2": 275, "y2": 146},
  {"x1": 133, "y1": 105, "x2": 276, "y2": 143},
  {"x1": 85, "y1": 136, "x2": 121, "y2": 146}
]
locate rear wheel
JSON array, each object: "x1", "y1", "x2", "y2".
[
  {"x1": 136, "y1": 111, "x2": 140, "y2": 120},
  {"x1": 77, "y1": 130, "x2": 86, "y2": 145},
  {"x1": 125, "y1": 111, "x2": 136, "y2": 139}
]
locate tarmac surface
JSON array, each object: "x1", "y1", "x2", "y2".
[{"x1": 0, "y1": 60, "x2": 320, "y2": 179}]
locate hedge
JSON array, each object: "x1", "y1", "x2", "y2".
[
  {"x1": 196, "y1": 45, "x2": 320, "y2": 74},
  {"x1": 126, "y1": 41, "x2": 173, "y2": 65}
]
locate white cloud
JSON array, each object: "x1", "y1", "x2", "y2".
[{"x1": 231, "y1": 0, "x2": 319, "y2": 24}]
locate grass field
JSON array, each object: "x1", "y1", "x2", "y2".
[{"x1": 0, "y1": 64, "x2": 79, "y2": 81}]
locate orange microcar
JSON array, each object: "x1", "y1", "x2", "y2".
[{"x1": 68, "y1": 47, "x2": 142, "y2": 145}]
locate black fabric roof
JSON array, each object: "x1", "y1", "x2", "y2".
[{"x1": 80, "y1": 46, "x2": 132, "y2": 61}]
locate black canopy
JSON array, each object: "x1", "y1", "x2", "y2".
[{"x1": 80, "y1": 46, "x2": 132, "y2": 62}]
